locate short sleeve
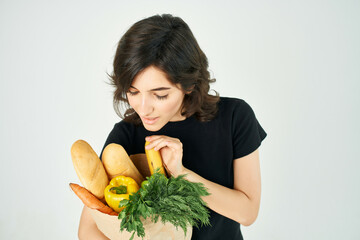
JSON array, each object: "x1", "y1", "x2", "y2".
[
  {"x1": 99, "y1": 121, "x2": 134, "y2": 160},
  {"x1": 232, "y1": 100, "x2": 267, "y2": 159}
]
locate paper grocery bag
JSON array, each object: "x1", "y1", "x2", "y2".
[
  {"x1": 90, "y1": 153, "x2": 193, "y2": 240},
  {"x1": 89, "y1": 208, "x2": 192, "y2": 240}
]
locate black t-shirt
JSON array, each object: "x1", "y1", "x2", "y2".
[{"x1": 100, "y1": 96, "x2": 267, "y2": 240}]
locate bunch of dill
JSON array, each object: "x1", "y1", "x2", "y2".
[{"x1": 118, "y1": 170, "x2": 211, "y2": 240}]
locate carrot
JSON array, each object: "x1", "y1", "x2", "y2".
[{"x1": 69, "y1": 183, "x2": 118, "y2": 216}]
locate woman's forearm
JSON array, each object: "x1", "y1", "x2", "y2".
[
  {"x1": 78, "y1": 206, "x2": 110, "y2": 240},
  {"x1": 181, "y1": 168, "x2": 260, "y2": 226}
]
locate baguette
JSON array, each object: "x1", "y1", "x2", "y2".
[
  {"x1": 69, "y1": 183, "x2": 117, "y2": 216},
  {"x1": 101, "y1": 143, "x2": 144, "y2": 186},
  {"x1": 71, "y1": 140, "x2": 109, "y2": 199}
]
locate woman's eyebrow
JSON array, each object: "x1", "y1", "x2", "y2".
[{"x1": 130, "y1": 86, "x2": 171, "y2": 91}]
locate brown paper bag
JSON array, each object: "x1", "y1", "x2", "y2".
[
  {"x1": 89, "y1": 208, "x2": 192, "y2": 240},
  {"x1": 90, "y1": 154, "x2": 193, "y2": 240}
]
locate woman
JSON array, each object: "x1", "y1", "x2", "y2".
[{"x1": 78, "y1": 14, "x2": 267, "y2": 240}]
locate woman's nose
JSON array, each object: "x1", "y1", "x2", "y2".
[{"x1": 139, "y1": 95, "x2": 154, "y2": 115}]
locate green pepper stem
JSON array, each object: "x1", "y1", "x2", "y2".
[{"x1": 110, "y1": 185, "x2": 127, "y2": 194}]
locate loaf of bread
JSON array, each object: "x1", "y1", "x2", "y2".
[
  {"x1": 101, "y1": 143, "x2": 144, "y2": 186},
  {"x1": 71, "y1": 140, "x2": 109, "y2": 199}
]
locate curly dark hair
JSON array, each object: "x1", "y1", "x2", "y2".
[{"x1": 109, "y1": 14, "x2": 219, "y2": 124}]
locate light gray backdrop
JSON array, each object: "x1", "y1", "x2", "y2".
[{"x1": 1, "y1": 0, "x2": 359, "y2": 239}]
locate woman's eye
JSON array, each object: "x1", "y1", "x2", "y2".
[
  {"x1": 156, "y1": 95, "x2": 168, "y2": 100},
  {"x1": 128, "y1": 91, "x2": 138, "y2": 96},
  {"x1": 127, "y1": 91, "x2": 167, "y2": 100}
]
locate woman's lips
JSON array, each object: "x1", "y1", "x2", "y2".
[{"x1": 141, "y1": 116, "x2": 159, "y2": 125}]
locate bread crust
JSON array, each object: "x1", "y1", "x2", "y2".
[
  {"x1": 71, "y1": 140, "x2": 109, "y2": 199},
  {"x1": 101, "y1": 143, "x2": 144, "y2": 186}
]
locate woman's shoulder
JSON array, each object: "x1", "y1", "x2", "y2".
[
  {"x1": 108, "y1": 119, "x2": 137, "y2": 138},
  {"x1": 218, "y1": 96, "x2": 253, "y2": 113}
]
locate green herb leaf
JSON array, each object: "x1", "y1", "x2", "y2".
[
  {"x1": 119, "y1": 199, "x2": 129, "y2": 207},
  {"x1": 117, "y1": 169, "x2": 211, "y2": 239}
]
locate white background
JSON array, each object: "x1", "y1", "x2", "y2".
[{"x1": 1, "y1": 0, "x2": 359, "y2": 239}]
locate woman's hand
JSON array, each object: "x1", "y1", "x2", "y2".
[
  {"x1": 145, "y1": 135, "x2": 184, "y2": 177},
  {"x1": 145, "y1": 136, "x2": 262, "y2": 226}
]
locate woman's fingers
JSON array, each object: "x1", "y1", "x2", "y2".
[
  {"x1": 145, "y1": 135, "x2": 184, "y2": 177},
  {"x1": 157, "y1": 139, "x2": 181, "y2": 152},
  {"x1": 145, "y1": 135, "x2": 163, "y2": 149},
  {"x1": 145, "y1": 135, "x2": 180, "y2": 151}
]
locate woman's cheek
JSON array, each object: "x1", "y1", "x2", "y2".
[
  {"x1": 164, "y1": 100, "x2": 184, "y2": 121},
  {"x1": 127, "y1": 97, "x2": 137, "y2": 112},
  {"x1": 160, "y1": 99, "x2": 176, "y2": 112}
]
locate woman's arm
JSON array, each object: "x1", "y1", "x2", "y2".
[
  {"x1": 78, "y1": 206, "x2": 110, "y2": 240},
  {"x1": 145, "y1": 135, "x2": 262, "y2": 226},
  {"x1": 182, "y1": 149, "x2": 261, "y2": 226}
]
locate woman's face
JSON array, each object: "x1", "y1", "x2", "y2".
[{"x1": 126, "y1": 65, "x2": 186, "y2": 132}]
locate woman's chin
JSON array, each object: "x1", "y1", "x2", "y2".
[{"x1": 142, "y1": 122, "x2": 164, "y2": 132}]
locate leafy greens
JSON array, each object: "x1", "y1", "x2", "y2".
[{"x1": 118, "y1": 170, "x2": 211, "y2": 240}]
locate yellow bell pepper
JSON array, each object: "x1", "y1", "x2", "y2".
[{"x1": 104, "y1": 175, "x2": 139, "y2": 212}]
